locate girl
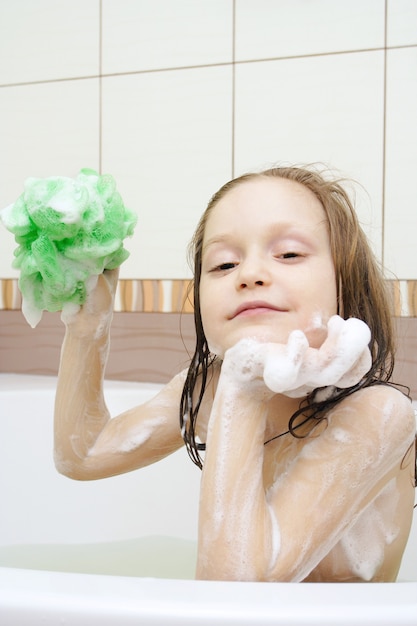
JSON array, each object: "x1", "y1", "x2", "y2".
[{"x1": 54, "y1": 165, "x2": 416, "y2": 582}]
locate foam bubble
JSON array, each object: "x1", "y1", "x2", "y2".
[
  {"x1": 267, "y1": 503, "x2": 281, "y2": 572},
  {"x1": 339, "y1": 479, "x2": 400, "y2": 580},
  {"x1": 112, "y1": 416, "x2": 166, "y2": 453},
  {"x1": 263, "y1": 316, "x2": 372, "y2": 398}
]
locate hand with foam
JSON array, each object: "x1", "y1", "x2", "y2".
[
  {"x1": 220, "y1": 337, "x2": 281, "y2": 401},
  {"x1": 61, "y1": 268, "x2": 119, "y2": 340},
  {"x1": 263, "y1": 315, "x2": 372, "y2": 398},
  {"x1": 222, "y1": 316, "x2": 372, "y2": 400}
]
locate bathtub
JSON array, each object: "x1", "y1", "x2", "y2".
[{"x1": 0, "y1": 373, "x2": 416, "y2": 625}]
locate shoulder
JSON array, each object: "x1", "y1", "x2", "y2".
[
  {"x1": 339, "y1": 384, "x2": 414, "y2": 420},
  {"x1": 146, "y1": 369, "x2": 188, "y2": 412},
  {"x1": 327, "y1": 384, "x2": 416, "y2": 452}
]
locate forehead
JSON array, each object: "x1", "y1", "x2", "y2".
[{"x1": 204, "y1": 177, "x2": 327, "y2": 238}]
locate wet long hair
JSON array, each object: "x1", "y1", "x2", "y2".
[{"x1": 179, "y1": 165, "x2": 412, "y2": 471}]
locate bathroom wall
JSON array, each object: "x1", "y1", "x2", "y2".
[
  {"x1": 0, "y1": 0, "x2": 416, "y2": 283},
  {"x1": 0, "y1": 2, "x2": 416, "y2": 388}
]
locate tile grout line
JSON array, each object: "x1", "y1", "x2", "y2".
[
  {"x1": 231, "y1": 0, "x2": 236, "y2": 178},
  {"x1": 2, "y1": 44, "x2": 416, "y2": 90},
  {"x1": 381, "y1": 0, "x2": 388, "y2": 270},
  {"x1": 98, "y1": 0, "x2": 103, "y2": 174}
]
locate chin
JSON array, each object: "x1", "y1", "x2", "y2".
[{"x1": 217, "y1": 330, "x2": 289, "y2": 356}]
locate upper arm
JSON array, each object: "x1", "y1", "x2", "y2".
[
  {"x1": 266, "y1": 386, "x2": 416, "y2": 581},
  {"x1": 58, "y1": 371, "x2": 187, "y2": 480}
]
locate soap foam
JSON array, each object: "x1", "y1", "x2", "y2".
[
  {"x1": 116, "y1": 416, "x2": 166, "y2": 453},
  {"x1": 90, "y1": 415, "x2": 167, "y2": 456},
  {"x1": 339, "y1": 479, "x2": 400, "y2": 581},
  {"x1": 199, "y1": 374, "x2": 269, "y2": 580},
  {"x1": 267, "y1": 503, "x2": 281, "y2": 572},
  {"x1": 262, "y1": 316, "x2": 372, "y2": 398}
]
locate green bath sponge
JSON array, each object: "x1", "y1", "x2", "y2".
[{"x1": 1, "y1": 169, "x2": 136, "y2": 327}]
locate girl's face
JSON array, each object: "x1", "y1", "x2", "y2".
[{"x1": 199, "y1": 177, "x2": 338, "y2": 358}]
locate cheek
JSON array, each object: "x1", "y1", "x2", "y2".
[
  {"x1": 324, "y1": 272, "x2": 338, "y2": 316},
  {"x1": 312, "y1": 262, "x2": 338, "y2": 310}
]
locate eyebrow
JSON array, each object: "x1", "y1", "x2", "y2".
[
  {"x1": 202, "y1": 235, "x2": 234, "y2": 252},
  {"x1": 203, "y1": 223, "x2": 321, "y2": 253}
]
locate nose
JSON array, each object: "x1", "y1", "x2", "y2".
[{"x1": 236, "y1": 255, "x2": 271, "y2": 290}]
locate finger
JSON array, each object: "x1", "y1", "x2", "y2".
[
  {"x1": 263, "y1": 332, "x2": 308, "y2": 393},
  {"x1": 336, "y1": 347, "x2": 372, "y2": 388}
]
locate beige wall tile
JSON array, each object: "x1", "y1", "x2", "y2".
[
  {"x1": 101, "y1": 66, "x2": 233, "y2": 278},
  {"x1": 235, "y1": 0, "x2": 385, "y2": 61},
  {"x1": 102, "y1": 0, "x2": 233, "y2": 74},
  {"x1": 384, "y1": 47, "x2": 417, "y2": 280},
  {"x1": 0, "y1": 0, "x2": 99, "y2": 85},
  {"x1": 234, "y1": 51, "x2": 385, "y2": 258}
]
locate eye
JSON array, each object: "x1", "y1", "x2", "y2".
[
  {"x1": 211, "y1": 261, "x2": 237, "y2": 272},
  {"x1": 279, "y1": 252, "x2": 300, "y2": 259}
]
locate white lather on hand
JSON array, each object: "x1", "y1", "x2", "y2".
[{"x1": 224, "y1": 316, "x2": 372, "y2": 399}]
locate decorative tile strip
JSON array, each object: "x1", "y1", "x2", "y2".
[
  {"x1": 0, "y1": 279, "x2": 22, "y2": 310},
  {"x1": 113, "y1": 279, "x2": 193, "y2": 313},
  {"x1": 0, "y1": 278, "x2": 194, "y2": 314},
  {"x1": 1, "y1": 278, "x2": 416, "y2": 316},
  {"x1": 407, "y1": 280, "x2": 417, "y2": 317}
]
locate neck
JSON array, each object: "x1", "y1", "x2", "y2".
[{"x1": 263, "y1": 393, "x2": 305, "y2": 443}]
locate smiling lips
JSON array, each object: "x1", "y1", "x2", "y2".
[{"x1": 230, "y1": 301, "x2": 287, "y2": 319}]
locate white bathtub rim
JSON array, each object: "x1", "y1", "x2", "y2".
[
  {"x1": 1, "y1": 567, "x2": 417, "y2": 626},
  {"x1": 0, "y1": 372, "x2": 164, "y2": 392}
]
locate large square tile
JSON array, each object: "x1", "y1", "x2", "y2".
[
  {"x1": 101, "y1": 66, "x2": 233, "y2": 278},
  {"x1": 0, "y1": 0, "x2": 99, "y2": 85},
  {"x1": 234, "y1": 51, "x2": 385, "y2": 258},
  {"x1": 387, "y1": 0, "x2": 417, "y2": 47},
  {"x1": 0, "y1": 80, "x2": 100, "y2": 278},
  {"x1": 235, "y1": 0, "x2": 385, "y2": 61},
  {"x1": 102, "y1": 0, "x2": 233, "y2": 74},
  {"x1": 384, "y1": 48, "x2": 417, "y2": 280}
]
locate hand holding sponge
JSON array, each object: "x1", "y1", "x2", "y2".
[{"x1": 1, "y1": 169, "x2": 136, "y2": 327}]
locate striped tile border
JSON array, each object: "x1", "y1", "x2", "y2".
[
  {"x1": 0, "y1": 278, "x2": 194, "y2": 314},
  {"x1": 115, "y1": 279, "x2": 193, "y2": 313},
  {"x1": 1, "y1": 278, "x2": 416, "y2": 316}
]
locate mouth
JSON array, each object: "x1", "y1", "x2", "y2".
[{"x1": 230, "y1": 301, "x2": 287, "y2": 319}]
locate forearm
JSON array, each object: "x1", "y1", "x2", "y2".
[
  {"x1": 54, "y1": 326, "x2": 111, "y2": 478},
  {"x1": 53, "y1": 270, "x2": 118, "y2": 478},
  {"x1": 197, "y1": 381, "x2": 273, "y2": 581}
]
